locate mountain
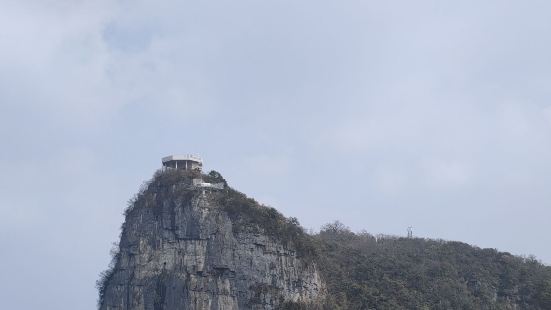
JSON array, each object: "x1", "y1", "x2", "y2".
[
  {"x1": 98, "y1": 169, "x2": 323, "y2": 310},
  {"x1": 98, "y1": 168, "x2": 551, "y2": 310}
]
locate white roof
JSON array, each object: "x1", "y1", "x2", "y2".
[{"x1": 162, "y1": 154, "x2": 203, "y2": 163}]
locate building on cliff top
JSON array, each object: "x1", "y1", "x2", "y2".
[
  {"x1": 162, "y1": 154, "x2": 202, "y2": 171},
  {"x1": 161, "y1": 155, "x2": 224, "y2": 191}
]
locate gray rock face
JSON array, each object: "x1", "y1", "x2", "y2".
[{"x1": 99, "y1": 172, "x2": 324, "y2": 310}]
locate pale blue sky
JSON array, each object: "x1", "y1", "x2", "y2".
[{"x1": 1, "y1": 1, "x2": 551, "y2": 309}]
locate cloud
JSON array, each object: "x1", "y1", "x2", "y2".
[
  {"x1": 423, "y1": 160, "x2": 472, "y2": 188},
  {"x1": 543, "y1": 106, "x2": 551, "y2": 125}
]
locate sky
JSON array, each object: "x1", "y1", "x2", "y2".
[{"x1": 1, "y1": 0, "x2": 551, "y2": 309}]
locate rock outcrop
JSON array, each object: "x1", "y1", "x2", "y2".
[{"x1": 99, "y1": 169, "x2": 324, "y2": 310}]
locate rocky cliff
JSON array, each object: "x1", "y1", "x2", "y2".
[{"x1": 98, "y1": 169, "x2": 324, "y2": 310}]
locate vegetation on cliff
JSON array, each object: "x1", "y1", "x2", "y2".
[{"x1": 220, "y1": 187, "x2": 319, "y2": 260}]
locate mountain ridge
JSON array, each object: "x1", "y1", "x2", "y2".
[{"x1": 98, "y1": 168, "x2": 551, "y2": 309}]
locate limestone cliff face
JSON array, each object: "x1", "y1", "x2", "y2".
[{"x1": 99, "y1": 170, "x2": 324, "y2": 310}]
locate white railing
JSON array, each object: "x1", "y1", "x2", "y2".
[
  {"x1": 192, "y1": 179, "x2": 224, "y2": 190},
  {"x1": 162, "y1": 154, "x2": 203, "y2": 163}
]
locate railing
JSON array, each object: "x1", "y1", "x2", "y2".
[
  {"x1": 192, "y1": 179, "x2": 225, "y2": 190},
  {"x1": 162, "y1": 154, "x2": 203, "y2": 163}
]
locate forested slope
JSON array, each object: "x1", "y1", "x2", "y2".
[{"x1": 312, "y1": 222, "x2": 551, "y2": 310}]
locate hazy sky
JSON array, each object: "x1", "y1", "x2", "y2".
[{"x1": 1, "y1": 1, "x2": 551, "y2": 309}]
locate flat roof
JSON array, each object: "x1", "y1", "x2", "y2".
[{"x1": 162, "y1": 154, "x2": 203, "y2": 163}]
